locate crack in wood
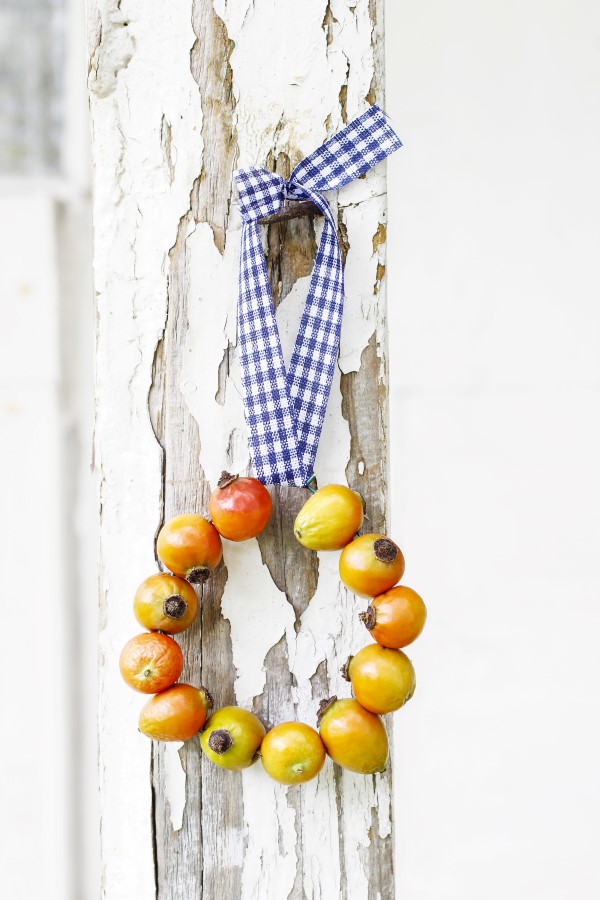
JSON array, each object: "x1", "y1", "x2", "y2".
[
  {"x1": 322, "y1": 1, "x2": 338, "y2": 47},
  {"x1": 374, "y1": 262, "x2": 386, "y2": 295},
  {"x1": 337, "y1": 207, "x2": 350, "y2": 267},
  {"x1": 366, "y1": 0, "x2": 379, "y2": 106},
  {"x1": 190, "y1": 0, "x2": 237, "y2": 253},
  {"x1": 150, "y1": 748, "x2": 159, "y2": 899},
  {"x1": 333, "y1": 764, "x2": 349, "y2": 900},
  {"x1": 372, "y1": 222, "x2": 387, "y2": 254},
  {"x1": 148, "y1": 211, "x2": 207, "y2": 899},
  {"x1": 87, "y1": 0, "x2": 135, "y2": 99},
  {"x1": 341, "y1": 334, "x2": 387, "y2": 530},
  {"x1": 160, "y1": 116, "x2": 176, "y2": 186},
  {"x1": 215, "y1": 341, "x2": 234, "y2": 406},
  {"x1": 367, "y1": 800, "x2": 394, "y2": 900}
]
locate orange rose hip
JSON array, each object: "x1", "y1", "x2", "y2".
[
  {"x1": 317, "y1": 696, "x2": 388, "y2": 775},
  {"x1": 260, "y1": 722, "x2": 326, "y2": 785},
  {"x1": 339, "y1": 533, "x2": 405, "y2": 598},
  {"x1": 360, "y1": 585, "x2": 427, "y2": 649},
  {"x1": 133, "y1": 573, "x2": 198, "y2": 634},
  {"x1": 343, "y1": 644, "x2": 415, "y2": 715},
  {"x1": 120, "y1": 632, "x2": 183, "y2": 694},
  {"x1": 157, "y1": 514, "x2": 222, "y2": 584},
  {"x1": 139, "y1": 684, "x2": 212, "y2": 742}
]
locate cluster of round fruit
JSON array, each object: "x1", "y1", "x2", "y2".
[
  {"x1": 293, "y1": 484, "x2": 426, "y2": 776},
  {"x1": 119, "y1": 475, "x2": 426, "y2": 784},
  {"x1": 119, "y1": 472, "x2": 272, "y2": 744}
]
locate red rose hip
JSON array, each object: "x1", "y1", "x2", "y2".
[{"x1": 208, "y1": 471, "x2": 272, "y2": 542}]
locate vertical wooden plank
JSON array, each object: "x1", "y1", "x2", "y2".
[
  {"x1": 90, "y1": 1, "x2": 394, "y2": 897},
  {"x1": 89, "y1": 3, "x2": 203, "y2": 896}
]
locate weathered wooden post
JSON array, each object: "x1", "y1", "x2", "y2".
[{"x1": 89, "y1": 1, "x2": 394, "y2": 896}]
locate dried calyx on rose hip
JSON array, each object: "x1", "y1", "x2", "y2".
[
  {"x1": 294, "y1": 484, "x2": 364, "y2": 551},
  {"x1": 342, "y1": 644, "x2": 415, "y2": 715},
  {"x1": 157, "y1": 514, "x2": 223, "y2": 584},
  {"x1": 317, "y1": 696, "x2": 388, "y2": 775},
  {"x1": 200, "y1": 706, "x2": 266, "y2": 770},
  {"x1": 208, "y1": 471, "x2": 272, "y2": 542},
  {"x1": 339, "y1": 533, "x2": 405, "y2": 598},
  {"x1": 133, "y1": 572, "x2": 199, "y2": 633},
  {"x1": 359, "y1": 585, "x2": 427, "y2": 649},
  {"x1": 139, "y1": 684, "x2": 213, "y2": 742},
  {"x1": 260, "y1": 722, "x2": 326, "y2": 785}
]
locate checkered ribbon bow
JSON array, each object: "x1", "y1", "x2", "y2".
[{"x1": 235, "y1": 105, "x2": 402, "y2": 486}]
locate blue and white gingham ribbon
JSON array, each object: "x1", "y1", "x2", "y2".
[{"x1": 235, "y1": 105, "x2": 402, "y2": 486}]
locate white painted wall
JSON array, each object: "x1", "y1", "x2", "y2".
[{"x1": 386, "y1": 2, "x2": 600, "y2": 898}]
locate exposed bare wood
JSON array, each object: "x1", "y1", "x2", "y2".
[{"x1": 259, "y1": 199, "x2": 323, "y2": 225}]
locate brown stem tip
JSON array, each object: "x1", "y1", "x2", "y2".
[
  {"x1": 217, "y1": 471, "x2": 239, "y2": 489},
  {"x1": 201, "y1": 687, "x2": 214, "y2": 710},
  {"x1": 163, "y1": 595, "x2": 187, "y2": 620},
  {"x1": 186, "y1": 566, "x2": 210, "y2": 585},
  {"x1": 208, "y1": 729, "x2": 233, "y2": 755},
  {"x1": 340, "y1": 656, "x2": 353, "y2": 682},
  {"x1": 359, "y1": 605, "x2": 376, "y2": 631},
  {"x1": 373, "y1": 538, "x2": 398, "y2": 564},
  {"x1": 316, "y1": 696, "x2": 337, "y2": 727}
]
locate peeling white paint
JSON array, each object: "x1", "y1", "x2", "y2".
[
  {"x1": 90, "y1": 1, "x2": 203, "y2": 897},
  {"x1": 184, "y1": 222, "x2": 248, "y2": 482},
  {"x1": 221, "y1": 539, "x2": 295, "y2": 704},
  {"x1": 297, "y1": 768, "x2": 343, "y2": 900},
  {"x1": 240, "y1": 766, "x2": 298, "y2": 900},
  {"x1": 339, "y1": 194, "x2": 388, "y2": 373}
]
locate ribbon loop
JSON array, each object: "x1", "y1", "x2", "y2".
[
  {"x1": 290, "y1": 104, "x2": 401, "y2": 193},
  {"x1": 235, "y1": 106, "x2": 402, "y2": 485}
]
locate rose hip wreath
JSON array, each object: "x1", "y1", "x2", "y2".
[
  {"x1": 120, "y1": 106, "x2": 412, "y2": 782},
  {"x1": 119, "y1": 473, "x2": 427, "y2": 783}
]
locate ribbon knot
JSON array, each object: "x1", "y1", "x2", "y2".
[
  {"x1": 234, "y1": 105, "x2": 402, "y2": 486},
  {"x1": 236, "y1": 170, "x2": 318, "y2": 222},
  {"x1": 236, "y1": 169, "x2": 286, "y2": 221}
]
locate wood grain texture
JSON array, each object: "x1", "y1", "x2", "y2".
[{"x1": 90, "y1": 1, "x2": 394, "y2": 897}]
